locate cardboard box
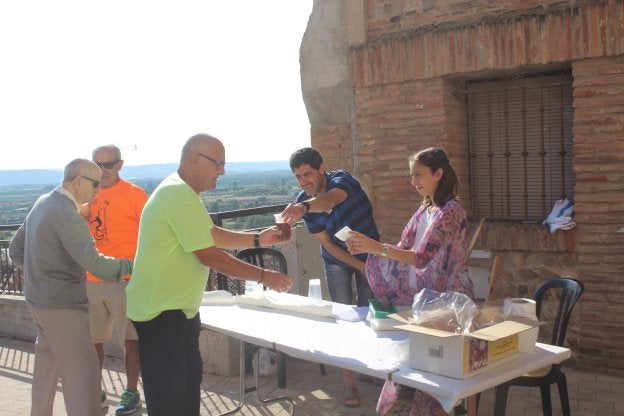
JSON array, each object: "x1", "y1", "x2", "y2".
[{"x1": 389, "y1": 311, "x2": 540, "y2": 379}]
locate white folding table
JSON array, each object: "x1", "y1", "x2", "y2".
[
  {"x1": 199, "y1": 302, "x2": 405, "y2": 415},
  {"x1": 199, "y1": 302, "x2": 570, "y2": 415}
]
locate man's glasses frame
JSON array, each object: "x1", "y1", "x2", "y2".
[
  {"x1": 95, "y1": 159, "x2": 120, "y2": 169},
  {"x1": 81, "y1": 175, "x2": 100, "y2": 188},
  {"x1": 196, "y1": 153, "x2": 225, "y2": 167}
]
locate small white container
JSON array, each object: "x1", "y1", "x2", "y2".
[{"x1": 307, "y1": 278, "x2": 322, "y2": 301}]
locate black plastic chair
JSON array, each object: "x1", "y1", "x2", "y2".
[
  {"x1": 234, "y1": 248, "x2": 288, "y2": 382},
  {"x1": 235, "y1": 248, "x2": 291, "y2": 388},
  {"x1": 236, "y1": 248, "x2": 287, "y2": 278},
  {"x1": 235, "y1": 248, "x2": 327, "y2": 388},
  {"x1": 211, "y1": 248, "x2": 287, "y2": 295},
  {"x1": 212, "y1": 268, "x2": 246, "y2": 295},
  {"x1": 494, "y1": 277, "x2": 584, "y2": 416}
]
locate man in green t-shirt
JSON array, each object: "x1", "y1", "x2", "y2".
[{"x1": 126, "y1": 133, "x2": 292, "y2": 416}]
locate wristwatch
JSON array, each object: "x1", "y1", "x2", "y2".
[
  {"x1": 300, "y1": 200, "x2": 311, "y2": 213},
  {"x1": 381, "y1": 244, "x2": 390, "y2": 257}
]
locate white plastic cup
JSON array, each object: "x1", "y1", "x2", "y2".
[{"x1": 307, "y1": 278, "x2": 322, "y2": 301}]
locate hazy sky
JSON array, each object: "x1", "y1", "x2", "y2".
[{"x1": 0, "y1": 1, "x2": 313, "y2": 170}]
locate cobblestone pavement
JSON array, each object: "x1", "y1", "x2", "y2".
[{"x1": 0, "y1": 337, "x2": 622, "y2": 415}]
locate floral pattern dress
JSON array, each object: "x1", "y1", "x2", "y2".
[{"x1": 367, "y1": 198, "x2": 475, "y2": 416}]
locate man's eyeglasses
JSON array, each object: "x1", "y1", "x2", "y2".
[
  {"x1": 81, "y1": 175, "x2": 100, "y2": 188},
  {"x1": 196, "y1": 153, "x2": 225, "y2": 167},
  {"x1": 95, "y1": 159, "x2": 120, "y2": 169}
]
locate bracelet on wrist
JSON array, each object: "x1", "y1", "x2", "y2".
[{"x1": 301, "y1": 200, "x2": 311, "y2": 213}]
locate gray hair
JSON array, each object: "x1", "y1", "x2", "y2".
[
  {"x1": 92, "y1": 144, "x2": 122, "y2": 160},
  {"x1": 63, "y1": 159, "x2": 99, "y2": 182}
]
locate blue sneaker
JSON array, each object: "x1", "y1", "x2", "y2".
[{"x1": 115, "y1": 389, "x2": 141, "y2": 415}]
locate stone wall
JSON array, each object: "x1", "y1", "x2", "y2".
[
  {"x1": 0, "y1": 295, "x2": 36, "y2": 341},
  {"x1": 302, "y1": 1, "x2": 356, "y2": 173},
  {"x1": 0, "y1": 295, "x2": 240, "y2": 376}
]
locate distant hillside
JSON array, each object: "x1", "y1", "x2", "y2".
[{"x1": 0, "y1": 161, "x2": 290, "y2": 186}]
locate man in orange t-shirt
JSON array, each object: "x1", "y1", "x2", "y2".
[{"x1": 86, "y1": 144, "x2": 148, "y2": 415}]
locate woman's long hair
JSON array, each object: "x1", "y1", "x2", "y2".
[{"x1": 409, "y1": 147, "x2": 459, "y2": 208}]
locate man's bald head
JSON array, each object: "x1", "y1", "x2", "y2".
[{"x1": 180, "y1": 134, "x2": 223, "y2": 162}]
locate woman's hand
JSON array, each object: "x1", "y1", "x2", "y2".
[{"x1": 346, "y1": 231, "x2": 381, "y2": 255}]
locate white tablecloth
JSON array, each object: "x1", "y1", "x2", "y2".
[
  {"x1": 199, "y1": 299, "x2": 570, "y2": 412},
  {"x1": 199, "y1": 303, "x2": 407, "y2": 378}
]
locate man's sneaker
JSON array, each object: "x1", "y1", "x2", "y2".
[
  {"x1": 101, "y1": 391, "x2": 108, "y2": 409},
  {"x1": 115, "y1": 389, "x2": 141, "y2": 415}
]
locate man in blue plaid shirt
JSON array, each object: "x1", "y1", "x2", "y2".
[{"x1": 281, "y1": 147, "x2": 380, "y2": 408}]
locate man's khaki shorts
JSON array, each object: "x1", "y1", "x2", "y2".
[{"x1": 86, "y1": 280, "x2": 138, "y2": 343}]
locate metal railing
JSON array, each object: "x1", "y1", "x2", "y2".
[
  {"x1": 1, "y1": 224, "x2": 22, "y2": 295},
  {"x1": 0, "y1": 204, "x2": 289, "y2": 296},
  {"x1": 209, "y1": 204, "x2": 287, "y2": 227}
]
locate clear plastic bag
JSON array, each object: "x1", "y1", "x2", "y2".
[
  {"x1": 411, "y1": 288, "x2": 477, "y2": 334},
  {"x1": 472, "y1": 299, "x2": 506, "y2": 331},
  {"x1": 258, "y1": 348, "x2": 278, "y2": 377}
]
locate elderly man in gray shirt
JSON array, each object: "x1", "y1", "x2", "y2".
[{"x1": 10, "y1": 158, "x2": 133, "y2": 416}]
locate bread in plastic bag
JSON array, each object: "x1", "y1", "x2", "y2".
[{"x1": 411, "y1": 288, "x2": 477, "y2": 334}]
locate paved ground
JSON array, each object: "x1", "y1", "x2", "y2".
[{"x1": 0, "y1": 336, "x2": 622, "y2": 415}]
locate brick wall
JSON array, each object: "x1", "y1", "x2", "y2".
[
  {"x1": 442, "y1": 80, "x2": 472, "y2": 214},
  {"x1": 338, "y1": 0, "x2": 624, "y2": 372},
  {"x1": 571, "y1": 56, "x2": 624, "y2": 373},
  {"x1": 353, "y1": 0, "x2": 624, "y2": 86},
  {"x1": 365, "y1": 0, "x2": 622, "y2": 47},
  {"x1": 354, "y1": 78, "x2": 446, "y2": 239},
  {"x1": 366, "y1": 0, "x2": 565, "y2": 35},
  {"x1": 349, "y1": 76, "x2": 473, "y2": 240},
  {"x1": 311, "y1": 124, "x2": 354, "y2": 172}
]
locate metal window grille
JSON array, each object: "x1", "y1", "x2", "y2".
[{"x1": 465, "y1": 74, "x2": 575, "y2": 221}]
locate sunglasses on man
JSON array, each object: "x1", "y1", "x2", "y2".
[
  {"x1": 81, "y1": 175, "x2": 100, "y2": 188},
  {"x1": 94, "y1": 160, "x2": 120, "y2": 169}
]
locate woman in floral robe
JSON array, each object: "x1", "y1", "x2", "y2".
[{"x1": 347, "y1": 147, "x2": 474, "y2": 416}]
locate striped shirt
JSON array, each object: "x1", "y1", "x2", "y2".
[{"x1": 296, "y1": 170, "x2": 380, "y2": 267}]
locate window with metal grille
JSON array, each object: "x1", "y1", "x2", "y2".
[{"x1": 465, "y1": 73, "x2": 575, "y2": 221}]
